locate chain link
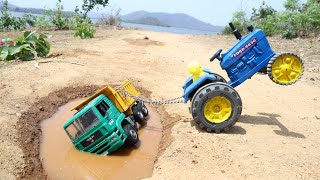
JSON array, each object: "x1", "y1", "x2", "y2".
[{"x1": 114, "y1": 85, "x2": 184, "y2": 105}]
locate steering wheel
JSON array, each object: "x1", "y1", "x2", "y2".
[{"x1": 210, "y1": 49, "x2": 223, "y2": 62}]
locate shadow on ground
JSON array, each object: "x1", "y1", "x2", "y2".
[
  {"x1": 190, "y1": 120, "x2": 247, "y2": 135},
  {"x1": 239, "y1": 112, "x2": 305, "y2": 139}
]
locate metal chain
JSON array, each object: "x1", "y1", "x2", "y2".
[{"x1": 114, "y1": 85, "x2": 184, "y2": 105}]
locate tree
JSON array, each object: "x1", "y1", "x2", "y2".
[
  {"x1": 284, "y1": 0, "x2": 301, "y2": 12},
  {"x1": 251, "y1": 1, "x2": 277, "y2": 20},
  {"x1": 77, "y1": 0, "x2": 109, "y2": 18}
]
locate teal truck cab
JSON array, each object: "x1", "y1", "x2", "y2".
[{"x1": 63, "y1": 80, "x2": 149, "y2": 155}]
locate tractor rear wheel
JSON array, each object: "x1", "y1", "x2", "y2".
[
  {"x1": 267, "y1": 53, "x2": 304, "y2": 85},
  {"x1": 191, "y1": 82, "x2": 242, "y2": 133},
  {"x1": 124, "y1": 124, "x2": 139, "y2": 146},
  {"x1": 212, "y1": 73, "x2": 227, "y2": 83}
]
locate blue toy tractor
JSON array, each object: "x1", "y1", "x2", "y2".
[{"x1": 182, "y1": 22, "x2": 304, "y2": 133}]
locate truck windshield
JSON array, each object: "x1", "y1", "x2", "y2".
[{"x1": 65, "y1": 109, "x2": 100, "y2": 140}]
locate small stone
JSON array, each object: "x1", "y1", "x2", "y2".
[
  {"x1": 144, "y1": 36, "x2": 149, "y2": 40},
  {"x1": 37, "y1": 105, "x2": 44, "y2": 111},
  {"x1": 192, "y1": 145, "x2": 198, "y2": 148},
  {"x1": 298, "y1": 116, "x2": 308, "y2": 120},
  {"x1": 302, "y1": 145, "x2": 307, "y2": 148},
  {"x1": 15, "y1": 104, "x2": 20, "y2": 108},
  {"x1": 250, "y1": 153, "x2": 254, "y2": 156},
  {"x1": 315, "y1": 115, "x2": 320, "y2": 120},
  {"x1": 282, "y1": 141, "x2": 286, "y2": 144},
  {"x1": 310, "y1": 78, "x2": 315, "y2": 81},
  {"x1": 192, "y1": 160, "x2": 198, "y2": 164},
  {"x1": 16, "y1": 113, "x2": 21, "y2": 117}
]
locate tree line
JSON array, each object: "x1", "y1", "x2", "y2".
[{"x1": 223, "y1": 0, "x2": 320, "y2": 39}]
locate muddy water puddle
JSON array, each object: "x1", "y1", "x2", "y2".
[{"x1": 40, "y1": 100, "x2": 163, "y2": 180}]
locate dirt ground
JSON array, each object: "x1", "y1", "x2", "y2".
[{"x1": 0, "y1": 26, "x2": 319, "y2": 180}]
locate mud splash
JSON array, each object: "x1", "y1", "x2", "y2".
[{"x1": 40, "y1": 99, "x2": 162, "y2": 180}]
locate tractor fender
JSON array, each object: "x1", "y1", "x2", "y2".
[{"x1": 182, "y1": 73, "x2": 216, "y2": 103}]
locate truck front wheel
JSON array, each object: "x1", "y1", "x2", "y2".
[
  {"x1": 124, "y1": 124, "x2": 139, "y2": 146},
  {"x1": 191, "y1": 82, "x2": 242, "y2": 133}
]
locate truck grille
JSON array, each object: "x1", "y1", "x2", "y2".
[{"x1": 80, "y1": 130, "x2": 103, "y2": 148}]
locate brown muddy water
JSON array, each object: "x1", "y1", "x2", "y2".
[{"x1": 40, "y1": 100, "x2": 163, "y2": 180}]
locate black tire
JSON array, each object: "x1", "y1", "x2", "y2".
[
  {"x1": 132, "y1": 106, "x2": 145, "y2": 123},
  {"x1": 212, "y1": 73, "x2": 227, "y2": 83},
  {"x1": 141, "y1": 104, "x2": 149, "y2": 117},
  {"x1": 191, "y1": 82, "x2": 242, "y2": 133},
  {"x1": 123, "y1": 124, "x2": 139, "y2": 146}
]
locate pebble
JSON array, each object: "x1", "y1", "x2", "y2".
[
  {"x1": 192, "y1": 160, "x2": 198, "y2": 164},
  {"x1": 310, "y1": 78, "x2": 315, "y2": 81},
  {"x1": 315, "y1": 115, "x2": 320, "y2": 120},
  {"x1": 15, "y1": 104, "x2": 20, "y2": 108},
  {"x1": 298, "y1": 116, "x2": 308, "y2": 120},
  {"x1": 282, "y1": 140, "x2": 286, "y2": 144},
  {"x1": 16, "y1": 113, "x2": 21, "y2": 117}
]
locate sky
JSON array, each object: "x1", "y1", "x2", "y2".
[{"x1": 7, "y1": 0, "x2": 307, "y2": 26}]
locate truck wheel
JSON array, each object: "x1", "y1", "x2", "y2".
[
  {"x1": 124, "y1": 124, "x2": 139, "y2": 146},
  {"x1": 133, "y1": 110, "x2": 145, "y2": 123},
  {"x1": 141, "y1": 104, "x2": 149, "y2": 117},
  {"x1": 133, "y1": 105, "x2": 146, "y2": 123},
  {"x1": 191, "y1": 82, "x2": 242, "y2": 133}
]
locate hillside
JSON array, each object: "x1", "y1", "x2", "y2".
[
  {"x1": 0, "y1": 1, "x2": 17, "y2": 9},
  {"x1": 121, "y1": 10, "x2": 223, "y2": 32}
]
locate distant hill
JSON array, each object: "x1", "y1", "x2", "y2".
[
  {"x1": 121, "y1": 11, "x2": 223, "y2": 32},
  {"x1": 0, "y1": 1, "x2": 17, "y2": 9}
]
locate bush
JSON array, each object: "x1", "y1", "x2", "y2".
[
  {"x1": 224, "y1": 0, "x2": 320, "y2": 38},
  {"x1": 282, "y1": 29, "x2": 296, "y2": 39},
  {"x1": 35, "y1": 16, "x2": 53, "y2": 30},
  {"x1": 74, "y1": 18, "x2": 96, "y2": 39},
  {"x1": 97, "y1": 7, "x2": 121, "y2": 26},
  {"x1": 222, "y1": 10, "x2": 249, "y2": 34},
  {"x1": 0, "y1": 31, "x2": 51, "y2": 61}
]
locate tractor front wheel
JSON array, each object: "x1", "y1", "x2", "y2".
[{"x1": 191, "y1": 82, "x2": 242, "y2": 133}]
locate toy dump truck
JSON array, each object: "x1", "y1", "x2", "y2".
[{"x1": 63, "y1": 80, "x2": 149, "y2": 155}]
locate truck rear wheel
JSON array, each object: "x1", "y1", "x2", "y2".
[
  {"x1": 124, "y1": 124, "x2": 139, "y2": 146},
  {"x1": 191, "y1": 82, "x2": 242, "y2": 133},
  {"x1": 133, "y1": 103, "x2": 147, "y2": 123},
  {"x1": 141, "y1": 104, "x2": 149, "y2": 117}
]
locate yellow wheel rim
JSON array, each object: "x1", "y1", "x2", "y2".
[
  {"x1": 203, "y1": 96, "x2": 232, "y2": 124},
  {"x1": 271, "y1": 54, "x2": 303, "y2": 84}
]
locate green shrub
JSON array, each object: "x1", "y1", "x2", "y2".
[
  {"x1": 74, "y1": 18, "x2": 96, "y2": 39},
  {"x1": 35, "y1": 16, "x2": 53, "y2": 30},
  {"x1": 222, "y1": 10, "x2": 249, "y2": 34},
  {"x1": 282, "y1": 29, "x2": 296, "y2": 39},
  {"x1": 224, "y1": 0, "x2": 320, "y2": 38},
  {"x1": 0, "y1": 31, "x2": 51, "y2": 61}
]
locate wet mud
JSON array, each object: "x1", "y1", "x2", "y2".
[{"x1": 40, "y1": 100, "x2": 162, "y2": 180}]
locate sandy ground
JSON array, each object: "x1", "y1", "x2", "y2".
[{"x1": 0, "y1": 26, "x2": 320, "y2": 179}]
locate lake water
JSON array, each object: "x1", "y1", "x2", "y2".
[
  {"x1": 119, "y1": 22, "x2": 220, "y2": 35},
  {"x1": 8, "y1": 12, "x2": 220, "y2": 35}
]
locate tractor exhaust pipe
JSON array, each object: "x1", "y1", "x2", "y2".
[{"x1": 229, "y1": 22, "x2": 242, "y2": 40}]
